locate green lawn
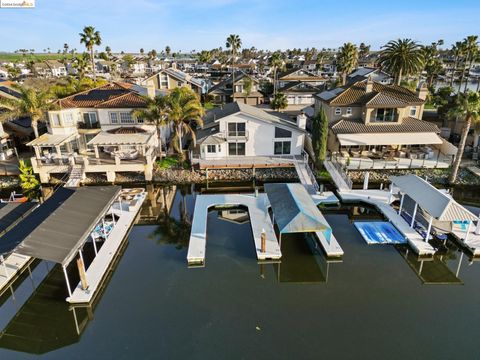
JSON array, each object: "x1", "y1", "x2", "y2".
[{"x1": 0, "y1": 53, "x2": 75, "y2": 62}]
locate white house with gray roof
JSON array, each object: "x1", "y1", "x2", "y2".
[{"x1": 192, "y1": 102, "x2": 306, "y2": 166}]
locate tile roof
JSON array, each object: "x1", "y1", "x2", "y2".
[
  {"x1": 366, "y1": 92, "x2": 409, "y2": 108},
  {"x1": 318, "y1": 80, "x2": 424, "y2": 106},
  {"x1": 330, "y1": 117, "x2": 440, "y2": 135},
  {"x1": 55, "y1": 82, "x2": 147, "y2": 109}
]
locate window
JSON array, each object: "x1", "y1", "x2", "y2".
[
  {"x1": 346, "y1": 107, "x2": 352, "y2": 115},
  {"x1": 335, "y1": 108, "x2": 341, "y2": 115},
  {"x1": 228, "y1": 142, "x2": 245, "y2": 156},
  {"x1": 136, "y1": 116, "x2": 144, "y2": 124},
  {"x1": 410, "y1": 106, "x2": 417, "y2": 117},
  {"x1": 82, "y1": 112, "x2": 98, "y2": 128},
  {"x1": 373, "y1": 108, "x2": 396, "y2": 122},
  {"x1": 177, "y1": 81, "x2": 183, "y2": 87},
  {"x1": 206, "y1": 145, "x2": 216, "y2": 153},
  {"x1": 63, "y1": 113, "x2": 74, "y2": 125},
  {"x1": 275, "y1": 127, "x2": 292, "y2": 138},
  {"x1": 51, "y1": 114, "x2": 61, "y2": 127},
  {"x1": 120, "y1": 112, "x2": 134, "y2": 124},
  {"x1": 227, "y1": 122, "x2": 246, "y2": 137},
  {"x1": 160, "y1": 73, "x2": 168, "y2": 88},
  {"x1": 109, "y1": 112, "x2": 119, "y2": 124},
  {"x1": 274, "y1": 141, "x2": 291, "y2": 155}
]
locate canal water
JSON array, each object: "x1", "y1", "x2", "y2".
[{"x1": 1, "y1": 185, "x2": 480, "y2": 359}]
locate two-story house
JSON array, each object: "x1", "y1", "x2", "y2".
[
  {"x1": 207, "y1": 71, "x2": 264, "y2": 105},
  {"x1": 192, "y1": 101, "x2": 306, "y2": 168},
  {"x1": 33, "y1": 60, "x2": 67, "y2": 78},
  {"x1": 276, "y1": 69, "x2": 327, "y2": 110},
  {"x1": 143, "y1": 66, "x2": 204, "y2": 98},
  {"x1": 313, "y1": 78, "x2": 458, "y2": 169},
  {"x1": 347, "y1": 67, "x2": 393, "y2": 85},
  {"x1": 27, "y1": 82, "x2": 162, "y2": 183}
]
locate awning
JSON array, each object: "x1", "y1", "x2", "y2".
[
  {"x1": 26, "y1": 133, "x2": 75, "y2": 147},
  {"x1": 2, "y1": 186, "x2": 121, "y2": 265},
  {"x1": 0, "y1": 202, "x2": 37, "y2": 237},
  {"x1": 337, "y1": 132, "x2": 443, "y2": 146},
  {"x1": 265, "y1": 183, "x2": 331, "y2": 238},
  {"x1": 87, "y1": 131, "x2": 152, "y2": 146},
  {"x1": 390, "y1": 175, "x2": 477, "y2": 221}
]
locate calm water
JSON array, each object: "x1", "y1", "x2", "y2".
[{"x1": 1, "y1": 185, "x2": 480, "y2": 359}]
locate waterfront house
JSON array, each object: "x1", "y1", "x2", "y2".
[
  {"x1": 27, "y1": 82, "x2": 161, "y2": 183},
  {"x1": 207, "y1": 71, "x2": 264, "y2": 105},
  {"x1": 347, "y1": 67, "x2": 393, "y2": 85},
  {"x1": 192, "y1": 101, "x2": 306, "y2": 168},
  {"x1": 143, "y1": 66, "x2": 204, "y2": 99},
  {"x1": 314, "y1": 78, "x2": 458, "y2": 169},
  {"x1": 32, "y1": 60, "x2": 67, "y2": 78}
]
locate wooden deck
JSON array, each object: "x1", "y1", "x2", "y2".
[
  {"x1": 187, "y1": 194, "x2": 282, "y2": 266},
  {"x1": 0, "y1": 253, "x2": 34, "y2": 295},
  {"x1": 67, "y1": 191, "x2": 146, "y2": 304}
]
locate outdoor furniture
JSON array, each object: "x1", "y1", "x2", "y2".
[
  {"x1": 113, "y1": 149, "x2": 139, "y2": 160},
  {"x1": 351, "y1": 150, "x2": 360, "y2": 157}
]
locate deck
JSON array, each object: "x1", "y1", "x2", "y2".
[
  {"x1": 451, "y1": 225, "x2": 480, "y2": 256},
  {"x1": 67, "y1": 192, "x2": 146, "y2": 304},
  {"x1": 187, "y1": 194, "x2": 282, "y2": 266},
  {"x1": 339, "y1": 189, "x2": 436, "y2": 256},
  {"x1": 0, "y1": 253, "x2": 34, "y2": 295}
]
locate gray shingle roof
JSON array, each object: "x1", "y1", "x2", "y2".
[{"x1": 330, "y1": 117, "x2": 440, "y2": 135}]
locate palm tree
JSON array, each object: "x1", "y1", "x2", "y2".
[
  {"x1": 79, "y1": 25, "x2": 102, "y2": 80},
  {"x1": 165, "y1": 46, "x2": 171, "y2": 56},
  {"x1": 167, "y1": 87, "x2": 204, "y2": 159},
  {"x1": 450, "y1": 42, "x2": 465, "y2": 87},
  {"x1": 132, "y1": 95, "x2": 169, "y2": 158},
  {"x1": 226, "y1": 34, "x2": 242, "y2": 101},
  {"x1": 448, "y1": 91, "x2": 480, "y2": 183},
  {"x1": 271, "y1": 92, "x2": 288, "y2": 111},
  {"x1": 73, "y1": 52, "x2": 90, "y2": 79},
  {"x1": 0, "y1": 84, "x2": 51, "y2": 138},
  {"x1": 378, "y1": 39, "x2": 424, "y2": 85},
  {"x1": 269, "y1": 51, "x2": 283, "y2": 95},
  {"x1": 337, "y1": 43, "x2": 358, "y2": 85},
  {"x1": 461, "y1": 36, "x2": 479, "y2": 92}
]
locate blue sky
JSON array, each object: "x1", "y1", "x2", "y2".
[{"x1": 1, "y1": 0, "x2": 479, "y2": 53}]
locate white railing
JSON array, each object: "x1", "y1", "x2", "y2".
[{"x1": 301, "y1": 150, "x2": 320, "y2": 192}]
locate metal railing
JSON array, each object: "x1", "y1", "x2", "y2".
[
  {"x1": 301, "y1": 150, "x2": 320, "y2": 192},
  {"x1": 329, "y1": 154, "x2": 353, "y2": 189},
  {"x1": 224, "y1": 130, "x2": 249, "y2": 140}
]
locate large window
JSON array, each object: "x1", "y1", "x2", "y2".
[
  {"x1": 228, "y1": 142, "x2": 245, "y2": 156},
  {"x1": 274, "y1": 127, "x2": 292, "y2": 138},
  {"x1": 120, "y1": 112, "x2": 134, "y2": 124},
  {"x1": 373, "y1": 108, "x2": 396, "y2": 122},
  {"x1": 160, "y1": 73, "x2": 168, "y2": 88},
  {"x1": 410, "y1": 106, "x2": 417, "y2": 117},
  {"x1": 51, "y1": 114, "x2": 61, "y2": 127},
  {"x1": 227, "y1": 122, "x2": 246, "y2": 137},
  {"x1": 82, "y1": 112, "x2": 98, "y2": 128},
  {"x1": 206, "y1": 145, "x2": 216, "y2": 153},
  {"x1": 63, "y1": 113, "x2": 74, "y2": 125},
  {"x1": 274, "y1": 141, "x2": 291, "y2": 155},
  {"x1": 109, "y1": 112, "x2": 119, "y2": 124}
]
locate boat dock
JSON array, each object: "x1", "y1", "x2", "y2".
[
  {"x1": 339, "y1": 189, "x2": 436, "y2": 256},
  {"x1": 187, "y1": 193, "x2": 281, "y2": 266},
  {"x1": 68, "y1": 190, "x2": 146, "y2": 303}
]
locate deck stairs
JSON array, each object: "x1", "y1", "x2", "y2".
[{"x1": 65, "y1": 164, "x2": 85, "y2": 188}]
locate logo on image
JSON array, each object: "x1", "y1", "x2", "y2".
[{"x1": 0, "y1": 0, "x2": 35, "y2": 8}]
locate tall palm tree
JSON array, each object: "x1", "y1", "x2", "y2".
[
  {"x1": 167, "y1": 87, "x2": 204, "y2": 159},
  {"x1": 79, "y1": 25, "x2": 102, "y2": 80},
  {"x1": 448, "y1": 91, "x2": 480, "y2": 183},
  {"x1": 73, "y1": 52, "x2": 90, "y2": 79},
  {"x1": 461, "y1": 36, "x2": 479, "y2": 92},
  {"x1": 0, "y1": 84, "x2": 51, "y2": 138},
  {"x1": 226, "y1": 34, "x2": 242, "y2": 101},
  {"x1": 269, "y1": 51, "x2": 283, "y2": 95},
  {"x1": 337, "y1": 42, "x2": 358, "y2": 85},
  {"x1": 132, "y1": 95, "x2": 169, "y2": 159},
  {"x1": 450, "y1": 42, "x2": 465, "y2": 88},
  {"x1": 378, "y1": 39, "x2": 424, "y2": 85}
]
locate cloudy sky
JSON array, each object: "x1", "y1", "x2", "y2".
[{"x1": 1, "y1": 0, "x2": 479, "y2": 53}]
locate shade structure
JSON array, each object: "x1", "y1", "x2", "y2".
[
  {"x1": 337, "y1": 132, "x2": 443, "y2": 146},
  {"x1": 0, "y1": 202, "x2": 37, "y2": 236},
  {"x1": 390, "y1": 175, "x2": 477, "y2": 222},
  {"x1": 265, "y1": 183, "x2": 331, "y2": 240},
  {"x1": 87, "y1": 131, "x2": 152, "y2": 146},
  {"x1": 1, "y1": 186, "x2": 121, "y2": 265},
  {"x1": 26, "y1": 133, "x2": 75, "y2": 147}
]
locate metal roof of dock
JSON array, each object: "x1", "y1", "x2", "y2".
[
  {"x1": 390, "y1": 175, "x2": 477, "y2": 221},
  {"x1": 0, "y1": 186, "x2": 121, "y2": 265},
  {"x1": 265, "y1": 183, "x2": 331, "y2": 234},
  {"x1": 0, "y1": 202, "x2": 37, "y2": 237}
]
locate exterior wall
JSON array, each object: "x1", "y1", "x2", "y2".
[{"x1": 314, "y1": 99, "x2": 362, "y2": 122}]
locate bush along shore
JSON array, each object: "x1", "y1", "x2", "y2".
[{"x1": 348, "y1": 167, "x2": 480, "y2": 187}]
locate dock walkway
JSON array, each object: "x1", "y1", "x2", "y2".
[
  {"x1": 187, "y1": 194, "x2": 281, "y2": 266},
  {"x1": 0, "y1": 253, "x2": 34, "y2": 295},
  {"x1": 67, "y1": 192, "x2": 146, "y2": 304}
]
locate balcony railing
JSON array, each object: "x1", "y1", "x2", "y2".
[
  {"x1": 224, "y1": 130, "x2": 249, "y2": 140},
  {"x1": 78, "y1": 122, "x2": 101, "y2": 130}
]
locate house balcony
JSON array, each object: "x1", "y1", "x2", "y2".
[
  {"x1": 224, "y1": 130, "x2": 249, "y2": 141},
  {"x1": 78, "y1": 122, "x2": 101, "y2": 130}
]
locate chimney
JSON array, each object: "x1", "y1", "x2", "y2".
[
  {"x1": 416, "y1": 82, "x2": 428, "y2": 101},
  {"x1": 365, "y1": 76, "x2": 373, "y2": 93},
  {"x1": 171, "y1": 62, "x2": 177, "y2": 70},
  {"x1": 146, "y1": 80, "x2": 155, "y2": 99},
  {"x1": 297, "y1": 112, "x2": 307, "y2": 130}
]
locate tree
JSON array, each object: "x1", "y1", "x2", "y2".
[
  {"x1": 243, "y1": 76, "x2": 253, "y2": 96},
  {"x1": 140, "y1": 48, "x2": 144, "y2": 55},
  {"x1": 312, "y1": 106, "x2": 329, "y2": 167},
  {"x1": 448, "y1": 91, "x2": 480, "y2": 183},
  {"x1": 358, "y1": 43, "x2": 371, "y2": 59},
  {"x1": 165, "y1": 46, "x2": 171, "y2": 56},
  {"x1": 5, "y1": 65, "x2": 21, "y2": 80},
  {"x1": 315, "y1": 50, "x2": 328, "y2": 71},
  {"x1": 122, "y1": 54, "x2": 135, "y2": 72},
  {"x1": 0, "y1": 85, "x2": 51, "y2": 138},
  {"x1": 105, "y1": 45, "x2": 112, "y2": 59},
  {"x1": 167, "y1": 87, "x2": 204, "y2": 158},
  {"x1": 73, "y1": 52, "x2": 90, "y2": 79},
  {"x1": 79, "y1": 25, "x2": 102, "y2": 80},
  {"x1": 423, "y1": 40, "x2": 444, "y2": 87},
  {"x1": 378, "y1": 39, "x2": 424, "y2": 85},
  {"x1": 270, "y1": 92, "x2": 288, "y2": 111},
  {"x1": 269, "y1": 51, "x2": 283, "y2": 95},
  {"x1": 226, "y1": 34, "x2": 242, "y2": 100},
  {"x1": 461, "y1": 36, "x2": 478, "y2": 92},
  {"x1": 18, "y1": 159, "x2": 40, "y2": 199},
  {"x1": 63, "y1": 43, "x2": 69, "y2": 54},
  {"x1": 449, "y1": 41, "x2": 465, "y2": 87},
  {"x1": 337, "y1": 42, "x2": 358, "y2": 85},
  {"x1": 132, "y1": 95, "x2": 169, "y2": 158}
]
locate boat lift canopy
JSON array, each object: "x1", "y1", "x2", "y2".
[
  {"x1": 265, "y1": 183, "x2": 332, "y2": 240},
  {"x1": 0, "y1": 186, "x2": 121, "y2": 266}
]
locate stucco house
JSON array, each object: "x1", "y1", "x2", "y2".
[
  {"x1": 207, "y1": 71, "x2": 264, "y2": 105},
  {"x1": 143, "y1": 66, "x2": 204, "y2": 98},
  {"x1": 27, "y1": 82, "x2": 165, "y2": 183},
  {"x1": 32, "y1": 60, "x2": 67, "y2": 78},
  {"x1": 192, "y1": 101, "x2": 306, "y2": 167},
  {"x1": 313, "y1": 78, "x2": 457, "y2": 169}
]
